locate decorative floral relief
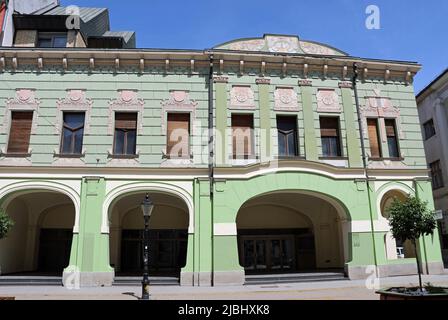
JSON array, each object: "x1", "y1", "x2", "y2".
[
  {"x1": 230, "y1": 86, "x2": 255, "y2": 109},
  {"x1": 3, "y1": 89, "x2": 40, "y2": 134},
  {"x1": 56, "y1": 90, "x2": 92, "y2": 134},
  {"x1": 108, "y1": 90, "x2": 145, "y2": 135},
  {"x1": 229, "y1": 39, "x2": 265, "y2": 51},
  {"x1": 317, "y1": 89, "x2": 341, "y2": 113},
  {"x1": 274, "y1": 87, "x2": 300, "y2": 111},
  {"x1": 266, "y1": 36, "x2": 300, "y2": 53},
  {"x1": 300, "y1": 41, "x2": 340, "y2": 56}
]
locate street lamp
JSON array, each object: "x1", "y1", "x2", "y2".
[{"x1": 141, "y1": 193, "x2": 154, "y2": 300}]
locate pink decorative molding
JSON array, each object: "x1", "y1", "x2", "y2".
[
  {"x1": 360, "y1": 90, "x2": 404, "y2": 143},
  {"x1": 298, "y1": 79, "x2": 312, "y2": 87},
  {"x1": 274, "y1": 87, "x2": 300, "y2": 112},
  {"x1": 266, "y1": 36, "x2": 300, "y2": 53},
  {"x1": 56, "y1": 90, "x2": 93, "y2": 134},
  {"x1": 108, "y1": 90, "x2": 145, "y2": 135},
  {"x1": 160, "y1": 90, "x2": 197, "y2": 134},
  {"x1": 3, "y1": 89, "x2": 40, "y2": 134},
  {"x1": 300, "y1": 41, "x2": 339, "y2": 56},
  {"x1": 230, "y1": 86, "x2": 255, "y2": 110},
  {"x1": 317, "y1": 89, "x2": 341, "y2": 113},
  {"x1": 229, "y1": 39, "x2": 265, "y2": 51}
]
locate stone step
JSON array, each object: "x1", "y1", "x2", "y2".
[
  {"x1": 0, "y1": 276, "x2": 63, "y2": 286},
  {"x1": 244, "y1": 272, "x2": 347, "y2": 285},
  {"x1": 113, "y1": 276, "x2": 179, "y2": 286}
]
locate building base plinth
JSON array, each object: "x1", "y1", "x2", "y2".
[
  {"x1": 213, "y1": 270, "x2": 245, "y2": 286},
  {"x1": 62, "y1": 271, "x2": 115, "y2": 288}
]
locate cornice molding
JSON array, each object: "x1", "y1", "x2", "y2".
[{"x1": 0, "y1": 48, "x2": 421, "y2": 83}]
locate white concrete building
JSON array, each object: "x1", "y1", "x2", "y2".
[{"x1": 417, "y1": 69, "x2": 448, "y2": 267}]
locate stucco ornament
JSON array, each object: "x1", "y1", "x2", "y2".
[
  {"x1": 230, "y1": 86, "x2": 255, "y2": 109},
  {"x1": 274, "y1": 87, "x2": 300, "y2": 111},
  {"x1": 361, "y1": 89, "x2": 404, "y2": 143},
  {"x1": 108, "y1": 90, "x2": 145, "y2": 135},
  {"x1": 317, "y1": 89, "x2": 341, "y2": 113},
  {"x1": 161, "y1": 90, "x2": 197, "y2": 136},
  {"x1": 266, "y1": 36, "x2": 300, "y2": 53},
  {"x1": 56, "y1": 90, "x2": 93, "y2": 134},
  {"x1": 300, "y1": 41, "x2": 340, "y2": 56},
  {"x1": 229, "y1": 39, "x2": 265, "y2": 51},
  {"x1": 3, "y1": 89, "x2": 40, "y2": 134}
]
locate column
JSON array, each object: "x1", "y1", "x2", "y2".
[
  {"x1": 256, "y1": 78, "x2": 272, "y2": 163},
  {"x1": 214, "y1": 76, "x2": 228, "y2": 166},
  {"x1": 64, "y1": 176, "x2": 114, "y2": 287}
]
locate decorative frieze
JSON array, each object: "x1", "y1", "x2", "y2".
[
  {"x1": 3, "y1": 89, "x2": 40, "y2": 135},
  {"x1": 317, "y1": 89, "x2": 341, "y2": 113},
  {"x1": 339, "y1": 81, "x2": 353, "y2": 89},
  {"x1": 230, "y1": 86, "x2": 255, "y2": 109},
  {"x1": 274, "y1": 87, "x2": 300, "y2": 112},
  {"x1": 255, "y1": 78, "x2": 271, "y2": 85},
  {"x1": 56, "y1": 90, "x2": 93, "y2": 134},
  {"x1": 108, "y1": 90, "x2": 145, "y2": 135},
  {"x1": 213, "y1": 76, "x2": 229, "y2": 83},
  {"x1": 298, "y1": 79, "x2": 312, "y2": 87}
]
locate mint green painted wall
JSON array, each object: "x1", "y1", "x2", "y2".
[
  {"x1": 301, "y1": 86, "x2": 319, "y2": 161},
  {"x1": 70, "y1": 177, "x2": 112, "y2": 273},
  {"x1": 215, "y1": 82, "x2": 228, "y2": 166},
  {"x1": 257, "y1": 83, "x2": 271, "y2": 162},
  {"x1": 341, "y1": 87, "x2": 362, "y2": 167},
  {"x1": 213, "y1": 235, "x2": 243, "y2": 272}
]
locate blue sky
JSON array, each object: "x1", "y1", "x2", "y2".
[{"x1": 61, "y1": 0, "x2": 447, "y2": 93}]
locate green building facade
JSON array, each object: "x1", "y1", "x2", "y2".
[{"x1": 0, "y1": 34, "x2": 444, "y2": 287}]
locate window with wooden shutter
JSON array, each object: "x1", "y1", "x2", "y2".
[
  {"x1": 423, "y1": 119, "x2": 436, "y2": 140},
  {"x1": 7, "y1": 111, "x2": 33, "y2": 154},
  {"x1": 232, "y1": 114, "x2": 254, "y2": 159},
  {"x1": 430, "y1": 160, "x2": 444, "y2": 190},
  {"x1": 167, "y1": 113, "x2": 190, "y2": 159},
  {"x1": 113, "y1": 112, "x2": 137, "y2": 156},
  {"x1": 385, "y1": 119, "x2": 399, "y2": 158},
  {"x1": 367, "y1": 118, "x2": 382, "y2": 158},
  {"x1": 320, "y1": 117, "x2": 341, "y2": 157}
]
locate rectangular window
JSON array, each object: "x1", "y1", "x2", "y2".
[
  {"x1": 320, "y1": 117, "x2": 341, "y2": 157},
  {"x1": 367, "y1": 118, "x2": 382, "y2": 158},
  {"x1": 423, "y1": 119, "x2": 436, "y2": 140},
  {"x1": 7, "y1": 111, "x2": 33, "y2": 154},
  {"x1": 385, "y1": 119, "x2": 400, "y2": 158},
  {"x1": 166, "y1": 113, "x2": 190, "y2": 159},
  {"x1": 277, "y1": 116, "x2": 298, "y2": 157},
  {"x1": 113, "y1": 112, "x2": 137, "y2": 156},
  {"x1": 430, "y1": 160, "x2": 444, "y2": 190},
  {"x1": 37, "y1": 32, "x2": 68, "y2": 48},
  {"x1": 60, "y1": 112, "x2": 85, "y2": 155},
  {"x1": 232, "y1": 114, "x2": 254, "y2": 159}
]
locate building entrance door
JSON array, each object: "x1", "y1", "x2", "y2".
[
  {"x1": 38, "y1": 229, "x2": 73, "y2": 273},
  {"x1": 240, "y1": 235, "x2": 295, "y2": 274}
]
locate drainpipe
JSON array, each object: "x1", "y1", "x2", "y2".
[
  {"x1": 0, "y1": 0, "x2": 8, "y2": 44},
  {"x1": 352, "y1": 63, "x2": 379, "y2": 277},
  {"x1": 208, "y1": 53, "x2": 215, "y2": 286}
]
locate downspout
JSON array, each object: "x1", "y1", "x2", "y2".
[
  {"x1": 352, "y1": 63, "x2": 379, "y2": 276},
  {"x1": 208, "y1": 53, "x2": 215, "y2": 285}
]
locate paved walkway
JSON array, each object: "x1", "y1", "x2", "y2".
[{"x1": 1, "y1": 275, "x2": 448, "y2": 300}]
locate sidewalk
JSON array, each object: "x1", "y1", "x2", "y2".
[{"x1": 1, "y1": 275, "x2": 448, "y2": 300}]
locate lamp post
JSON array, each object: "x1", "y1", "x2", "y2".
[{"x1": 141, "y1": 193, "x2": 153, "y2": 300}]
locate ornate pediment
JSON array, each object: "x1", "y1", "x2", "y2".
[
  {"x1": 3, "y1": 89, "x2": 40, "y2": 134},
  {"x1": 161, "y1": 91, "x2": 198, "y2": 108},
  {"x1": 110, "y1": 90, "x2": 144, "y2": 109},
  {"x1": 57, "y1": 90, "x2": 92, "y2": 109},
  {"x1": 215, "y1": 34, "x2": 347, "y2": 56}
]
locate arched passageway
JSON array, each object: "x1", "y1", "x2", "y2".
[
  {"x1": 0, "y1": 191, "x2": 75, "y2": 276},
  {"x1": 109, "y1": 192, "x2": 189, "y2": 278},
  {"x1": 236, "y1": 191, "x2": 347, "y2": 275}
]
